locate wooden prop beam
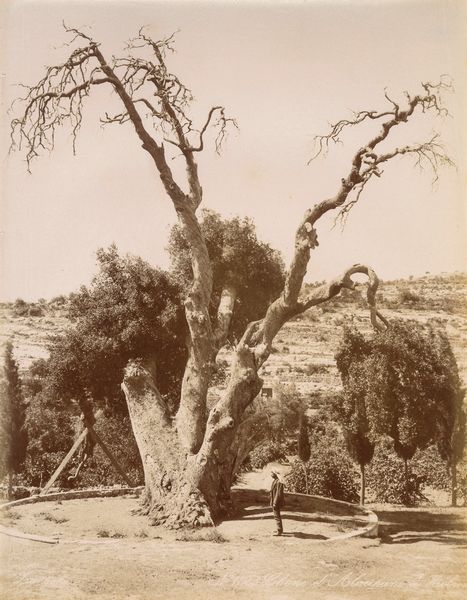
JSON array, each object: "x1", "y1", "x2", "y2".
[{"x1": 40, "y1": 427, "x2": 88, "y2": 496}]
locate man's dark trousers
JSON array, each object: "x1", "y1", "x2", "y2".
[
  {"x1": 273, "y1": 507, "x2": 283, "y2": 534},
  {"x1": 270, "y1": 476, "x2": 285, "y2": 534}
]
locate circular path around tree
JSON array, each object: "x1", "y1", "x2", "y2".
[{"x1": 0, "y1": 463, "x2": 376, "y2": 544}]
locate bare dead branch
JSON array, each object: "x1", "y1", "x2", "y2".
[
  {"x1": 308, "y1": 108, "x2": 395, "y2": 161},
  {"x1": 11, "y1": 25, "x2": 237, "y2": 190},
  {"x1": 9, "y1": 33, "x2": 114, "y2": 169},
  {"x1": 62, "y1": 22, "x2": 94, "y2": 43},
  {"x1": 189, "y1": 106, "x2": 224, "y2": 153},
  {"x1": 305, "y1": 77, "x2": 454, "y2": 223},
  {"x1": 100, "y1": 110, "x2": 131, "y2": 125},
  {"x1": 234, "y1": 79, "x2": 453, "y2": 372},
  {"x1": 373, "y1": 134, "x2": 455, "y2": 184},
  {"x1": 126, "y1": 27, "x2": 179, "y2": 57},
  {"x1": 310, "y1": 76, "x2": 453, "y2": 162},
  {"x1": 213, "y1": 108, "x2": 239, "y2": 155},
  {"x1": 296, "y1": 264, "x2": 388, "y2": 332}
]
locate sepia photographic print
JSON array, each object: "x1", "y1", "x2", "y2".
[{"x1": 0, "y1": 0, "x2": 466, "y2": 598}]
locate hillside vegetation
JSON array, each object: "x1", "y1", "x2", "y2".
[{"x1": 2, "y1": 273, "x2": 466, "y2": 395}]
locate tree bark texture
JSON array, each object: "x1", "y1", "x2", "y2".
[
  {"x1": 122, "y1": 352, "x2": 262, "y2": 526},
  {"x1": 122, "y1": 361, "x2": 213, "y2": 527}
]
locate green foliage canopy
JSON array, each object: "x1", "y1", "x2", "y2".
[
  {"x1": 335, "y1": 320, "x2": 465, "y2": 463},
  {"x1": 47, "y1": 246, "x2": 186, "y2": 413},
  {"x1": 168, "y1": 210, "x2": 285, "y2": 340}
]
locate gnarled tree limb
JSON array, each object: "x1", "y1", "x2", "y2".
[
  {"x1": 10, "y1": 25, "x2": 238, "y2": 454},
  {"x1": 309, "y1": 77, "x2": 453, "y2": 223}
]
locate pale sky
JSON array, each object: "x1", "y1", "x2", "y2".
[{"x1": 1, "y1": 0, "x2": 466, "y2": 302}]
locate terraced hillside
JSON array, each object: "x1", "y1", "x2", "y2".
[
  {"x1": 0, "y1": 302, "x2": 69, "y2": 372},
  {"x1": 1, "y1": 273, "x2": 466, "y2": 401},
  {"x1": 259, "y1": 273, "x2": 467, "y2": 397}
]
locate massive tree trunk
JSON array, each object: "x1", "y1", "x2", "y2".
[
  {"x1": 116, "y1": 86, "x2": 390, "y2": 526},
  {"x1": 122, "y1": 344, "x2": 262, "y2": 526},
  {"x1": 122, "y1": 361, "x2": 214, "y2": 527}
]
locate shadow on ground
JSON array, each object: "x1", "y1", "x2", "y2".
[
  {"x1": 226, "y1": 500, "x2": 467, "y2": 546},
  {"x1": 280, "y1": 531, "x2": 327, "y2": 540},
  {"x1": 376, "y1": 509, "x2": 467, "y2": 546},
  {"x1": 237, "y1": 511, "x2": 316, "y2": 524}
]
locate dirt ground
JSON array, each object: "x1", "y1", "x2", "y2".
[{"x1": 1, "y1": 491, "x2": 466, "y2": 600}]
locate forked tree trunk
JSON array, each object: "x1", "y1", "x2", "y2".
[
  {"x1": 121, "y1": 265, "x2": 384, "y2": 528},
  {"x1": 122, "y1": 350, "x2": 262, "y2": 528},
  {"x1": 122, "y1": 361, "x2": 211, "y2": 527}
]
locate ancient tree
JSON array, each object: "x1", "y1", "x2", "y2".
[{"x1": 11, "y1": 26, "x2": 454, "y2": 526}]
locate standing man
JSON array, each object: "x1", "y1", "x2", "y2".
[{"x1": 270, "y1": 470, "x2": 285, "y2": 536}]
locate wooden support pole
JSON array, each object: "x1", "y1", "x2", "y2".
[
  {"x1": 40, "y1": 428, "x2": 88, "y2": 496},
  {"x1": 88, "y1": 427, "x2": 133, "y2": 487}
]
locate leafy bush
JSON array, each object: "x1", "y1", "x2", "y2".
[
  {"x1": 397, "y1": 287, "x2": 420, "y2": 305},
  {"x1": 457, "y1": 456, "x2": 467, "y2": 506},
  {"x1": 13, "y1": 298, "x2": 29, "y2": 316},
  {"x1": 28, "y1": 305, "x2": 44, "y2": 317},
  {"x1": 286, "y1": 438, "x2": 358, "y2": 503},
  {"x1": 50, "y1": 295, "x2": 68, "y2": 308},
  {"x1": 22, "y1": 451, "x2": 69, "y2": 488},
  {"x1": 23, "y1": 381, "x2": 143, "y2": 488},
  {"x1": 413, "y1": 445, "x2": 449, "y2": 491},
  {"x1": 22, "y1": 393, "x2": 75, "y2": 487},
  {"x1": 243, "y1": 383, "x2": 304, "y2": 460},
  {"x1": 1, "y1": 341, "x2": 28, "y2": 481},
  {"x1": 246, "y1": 440, "x2": 288, "y2": 470},
  {"x1": 305, "y1": 364, "x2": 328, "y2": 376},
  {"x1": 366, "y1": 444, "x2": 426, "y2": 506},
  {"x1": 176, "y1": 528, "x2": 227, "y2": 543}
]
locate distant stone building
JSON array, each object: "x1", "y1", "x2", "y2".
[{"x1": 260, "y1": 387, "x2": 273, "y2": 399}]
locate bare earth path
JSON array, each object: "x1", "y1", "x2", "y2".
[{"x1": 1, "y1": 467, "x2": 466, "y2": 600}]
